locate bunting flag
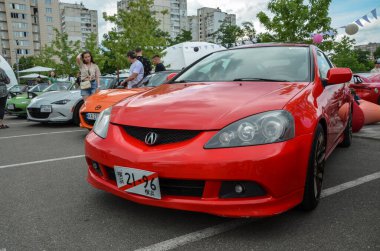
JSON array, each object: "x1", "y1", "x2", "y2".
[
  {"x1": 362, "y1": 15, "x2": 371, "y2": 23},
  {"x1": 355, "y1": 19, "x2": 363, "y2": 27},
  {"x1": 371, "y1": 8, "x2": 377, "y2": 19}
]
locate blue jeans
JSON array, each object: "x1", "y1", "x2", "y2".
[{"x1": 81, "y1": 80, "x2": 97, "y2": 96}]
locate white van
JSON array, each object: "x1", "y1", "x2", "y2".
[{"x1": 0, "y1": 55, "x2": 18, "y2": 87}]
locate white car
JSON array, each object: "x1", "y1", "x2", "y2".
[{"x1": 27, "y1": 82, "x2": 83, "y2": 125}]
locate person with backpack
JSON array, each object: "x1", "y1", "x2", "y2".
[{"x1": 136, "y1": 48, "x2": 152, "y2": 77}]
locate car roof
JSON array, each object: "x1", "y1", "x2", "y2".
[{"x1": 231, "y1": 43, "x2": 312, "y2": 50}]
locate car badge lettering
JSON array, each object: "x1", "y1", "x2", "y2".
[{"x1": 145, "y1": 132, "x2": 158, "y2": 145}]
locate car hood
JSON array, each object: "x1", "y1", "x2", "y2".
[
  {"x1": 84, "y1": 88, "x2": 149, "y2": 110},
  {"x1": 112, "y1": 82, "x2": 308, "y2": 130},
  {"x1": 28, "y1": 90, "x2": 81, "y2": 107}
]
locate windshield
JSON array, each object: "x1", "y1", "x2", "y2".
[
  {"x1": 145, "y1": 72, "x2": 175, "y2": 87},
  {"x1": 29, "y1": 83, "x2": 49, "y2": 92},
  {"x1": 43, "y1": 82, "x2": 71, "y2": 92},
  {"x1": 99, "y1": 77, "x2": 115, "y2": 89},
  {"x1": 174, "y1": 46, "x2": 311, "y2": 83}
]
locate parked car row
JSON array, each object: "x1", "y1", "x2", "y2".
[{"x1": 5, "y1": 71, "x2": 179, "y2": 126}]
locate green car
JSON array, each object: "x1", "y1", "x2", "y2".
[{"x1": 6, "y1": 82, "x2": 63, "y2": 117}]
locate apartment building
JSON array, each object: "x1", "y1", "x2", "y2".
[
  {"x1": 197, "y1": 7, "x2": 236, "y2": 43},
  {"x1": 0, "y1": 0, "x2": 60, "y2": 65},
  {"x1": 60, "y1": 2, "x2": 98, "y2": 48},
  {"x1": 117, "y1": 0, "x2": 187, "y2": 38},
  {"x1": 187, "y1": 15, "x2": 198, "y2": 41},
  {"x1": 354, "y1": 42, "x2": 380, "y2": 60}
]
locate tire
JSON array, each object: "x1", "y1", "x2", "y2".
[
  {"x1": 72, "y1": 100, "x2": 84, "y2": 126},
  {"x1": 299, "y1": 124, "x2": 326, "y2": 211},
  {"x1": 339, "y1": 110, "x2": 352, "y2": 148}
]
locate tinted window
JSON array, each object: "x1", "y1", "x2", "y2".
[
  {"x1": 145, "y1": 72, "x2": 173, "y2": 87},
  {"x1": 99, "y1": 77, "x2": 115, "y2": 89},
  {"x1": 29, "y1": 83, "x2": 49, "y2": 92},
  {"x1": 175, "y1": 46, "x2": 310, "y2": 83},
  {"x1": 317, "y1": 51, "x2": 332, "y2": 79}
]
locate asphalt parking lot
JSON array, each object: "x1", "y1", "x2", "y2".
[{"x1": 0, "y1": 116, "x2": 379, "y2": 251}]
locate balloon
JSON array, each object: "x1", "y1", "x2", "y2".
[
  {"x1": 312, "y1": 33, "x2": 323, "y2": 44},
  {"x1": 345, "y1": 23, "x2": 359, "y2": 35}
]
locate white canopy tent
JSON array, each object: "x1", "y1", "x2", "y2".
[
  {"x1": 18, "y1": 66, "x2": 54, "y2": 73},
  {"x1": 19, "y1": 73, "x2": 48, "y2": 79},
  {"x1": 0, "y1": 55, "x2": 18, "y2": 86},
  {"x1": 161, "y1": 42, "x2": 226, "y2": 70}
]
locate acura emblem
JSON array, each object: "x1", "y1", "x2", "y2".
[{"x1": 145, "y1": 132, "x2": 158, "y2": 145}]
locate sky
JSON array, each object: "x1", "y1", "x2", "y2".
[{"x1": 63, "y1": 0, "x2": 380, "y2": 45}]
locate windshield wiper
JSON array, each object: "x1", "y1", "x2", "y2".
[
  {"x1": 233, "y1": 78, "x2": 289, "y2": 82},
  {"x1": 170, "y1": 80, "x2": 191, "y2": 83}
]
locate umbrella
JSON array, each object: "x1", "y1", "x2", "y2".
[
  {"x1": 19, "y1": 73, "x2": 48, "y2": 79},
  {"x1": 18, "y1": 66, "x2": 54, "y2": 73}
]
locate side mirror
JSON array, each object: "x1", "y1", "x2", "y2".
[
  {"x1": 326, "y1": 68, "x2": 352, "y2": 85},
  {"x1": 166, "y1": 73, "x2": 177, "y2": 81}
]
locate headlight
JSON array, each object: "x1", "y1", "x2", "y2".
[
  {"x1": 93, "y1": 107, "x2": 112, "y2": 139},
  {"x1": 52, "y1": 99, "x2": 70, "y2": 105},
  {"x1": 204, "y1": 110, "x2": 295, "y2": 149}
]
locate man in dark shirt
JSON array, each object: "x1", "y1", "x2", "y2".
[
  {"x1": 152, "y1": 55, "x2": 166, "y2": 72},
  {"x1": 135, "y1": 48, "x2": 152, "y2": 77}
]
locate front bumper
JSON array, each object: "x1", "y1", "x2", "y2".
[
  {"x1": 27, "y1": 104, "x2": 73, "y2": 122},
  {"x1": 85, "y1": 123, "x2": 313, "y2": 217}
]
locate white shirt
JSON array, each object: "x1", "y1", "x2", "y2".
[{"x1": 128, "y1": 60, "x2": 144, "y2": 89}]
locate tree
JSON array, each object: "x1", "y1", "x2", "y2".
[
  {"x1": 34, "y1": 29, "x2": 81, "y2": 76},
  {"x1": 330, "y1": 36, "x2": 368, "y2": 72},
  {"x1": 241, "y1": 21, "x2": 256, "y2": 43},
  {"x1": 374, "y1": 46, "x2": 380, "y2": 60},
  {"x1": 257, "y1": 0, "x2": 335, "y2": 51},
  {"x1": 354, "y1": 49, "x2": 374, "y2": 71},
  {"x1": 169, "y1": 29, "x2": 192, "y2": 46},
  {"x1": 84, "y1": 33, "x2": 106, "y2": 72},
  {"x1": 213, "y1": 20, "x2": 244, "y2": 48},
  {"x1": 13, "y1": 56, "x2": 36, "y2": 71},
  {"x1": 102, "y1": 0, "x2": 169, "y2": 73}
]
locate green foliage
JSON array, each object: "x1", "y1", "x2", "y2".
[
  {"x1": 374, "y1": 46, "x2": 380, "y2": 60},
  {"x1": 331, "y1": 36, "x2": 370, "y2": 73},
  {"x1": 241, "y1": 22, "x2": 256, "y2": 43},
  {"x1": 213, "y1": 20, "x2": 244, "y2": 48},
  {"x1": 33, "y1": 29, "x2": 81, "y2": 76},
  {"x1": 257, "y1": 0, "x2": 335, "y2": 50},
  {"x1": 169, "y1": 29, "x2": 192, "y2": 46},
  {"x1": 84, "y1": 33, "x2": 105, "y2": 71},
  {"x1": 354, "y1": 49, "x2": 374, "y2": 71},
  {"x1": 102, "y1": 0, "x2": 169, "y2": 72},
  {"x1": 13, "y1": 56, "x2": 35, "y2": 71}
]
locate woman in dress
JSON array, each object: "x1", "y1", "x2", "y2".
[{"x1": 76, "y1": 51, "x2": 100, "y2": 100}]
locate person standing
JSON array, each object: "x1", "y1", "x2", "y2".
[
  {"x1": 0, "y1": 67, "x2": 11, "y2": 129},
  {"x1": 370, "y1": 59, "x2": 380, "y2": 73},
  {"x1": 76, "y1": 51, "x2": 101, "y2": 100},
  {"x1": 152, "y1": 55, "x2": 166, "y2": 72},
  {"x1": 120, "y1": 51, "x2": 144, "y2": 89},
  {"x1": 48, "y1": 71, "x2": 57, "y2": 85},
  {"x1": 136, "y1": 48, "x2": 152, "y2": 77}
]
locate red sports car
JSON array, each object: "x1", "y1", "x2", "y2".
[
  {"x1": 85, "y1": 44, "x2": 353, "y2": 217},
  {"x1": 350, "y1": 74, "x2": 380, "y2": 105}
]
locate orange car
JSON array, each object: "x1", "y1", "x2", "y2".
[{"x1": 80, "y1": 70, "x2": 179, "y2": 129}]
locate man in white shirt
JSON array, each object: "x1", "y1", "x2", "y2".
[{"x1": 121, "y1": 51, "x2": 144, "y2": 89}]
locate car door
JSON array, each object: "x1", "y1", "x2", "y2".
[{"x1": 317, "y1": 50, "x2": 345, "y2": 147}]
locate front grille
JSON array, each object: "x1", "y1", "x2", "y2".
[
  {"x1": 81, "y1": 113, "x2": 97, "y2": 126},
  {"x1": 104, "y1": 166, "x2": 204, "y2": 197},
  {"x1": 27, "y1": 108, "x2": 50, "y2": 119},
  {"x1": 160, "y1": 179, "x2": 205, "y2": 197},
  {"x1": 124, "y1": 126, "x2": 201, "y2": 145}
]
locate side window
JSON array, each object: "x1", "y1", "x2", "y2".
[{"x1": 316, "y1": 51, "x2": 332, "y2": 79}]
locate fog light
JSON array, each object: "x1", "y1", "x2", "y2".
[
  {"x1": 92, "y1": 161, "x2": 102, "y2": 176},
  {"x1": 235, "y1": 184, "x2": 245, "y2": 194}
]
